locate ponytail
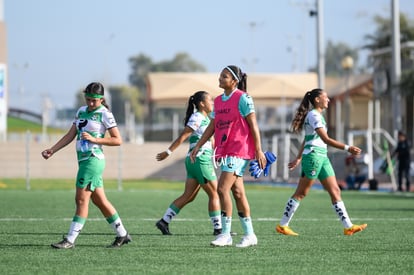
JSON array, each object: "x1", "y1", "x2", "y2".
[
  {"x1": 225, "y1": 65, "x2": 247, "y2": 92},
  {"x1": 183, "y1": 91, "x2": 209, "y2": 126},
  {"x1": 291, "y1": 88, "x2": 322, "y2": 133}
]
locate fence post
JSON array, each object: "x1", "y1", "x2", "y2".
[
  {"x1": 25, "y1": 130, "x2": 31, "y2": 190},
  {"x1": 117, "y1": 146, "x2": 123, "y2": 191},
  {"x1": 271, "y1": 135, "x2": 278, "y2": 181}
]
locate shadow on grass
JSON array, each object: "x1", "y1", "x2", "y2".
[{"x1": 0, "y1": 231, "x2": 229, "y2": 237}]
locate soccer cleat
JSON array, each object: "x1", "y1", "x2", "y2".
[
  {"x1": 236, "y1": 234, "x2": 258, "y2": 248},
  {"x1": 276, "y1": 224, "x2": 299, "y2": 236},
  {"x1": 213, "y1": 228, "x2": 222, "y2": 235},
  {"x1": 344, "y1": 224, "x2": 368, "y2": 236},
  {"x1": 156, "y1": 219, "x2": 172, "y2": 235},
  {"x1": 210, "y1": 233, "x2": 232, "y2": 247},
  {"x1": 108, "y1": 233, "x2": 132, "y2": 248},
  {"x1": 213, "y1": 229, "x2": 236, "y2": 236},
  {"x1": 51, "y1": 238, "x2": 74, "y2": 249}
]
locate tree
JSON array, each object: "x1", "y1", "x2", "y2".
[
  {"x1": 307, "y1": 40, "x2": 359, "y2": 76},
  {"x1": 128, "y1": 52, "x2": 206, "y2": 103},
  {"x1": 363, "y1": 12, "x2": 414, "y2": 136},
  {"x1": 128, "y1": 54, "x2": 153, "y2": 95},
  {"x1": 128, "y1": 52, "x2": 207, "y2": 137},
  {"x1": 363, "y1": 13, "x2": 414, "y2": 73},
  {"x1": 74, "y1": 85, "x2": 143, "y2": 123},
  {"x1": 154, "y1": 52, "x2": 206, "y2": 72},
  {"x1": 362, "y1": 12, "x2": 414, "y2": 94},
  {"x1": 400, "y1": 70, "x2": 414, "y2": 96},
  {"x1": 363, "y1": 13, "x2": 414, "y2": 52},
  {"x1": 108, "y1": 85, "x2": 142, "y2": 123},
  {"x1": 324, "y1": 40, "x2": 359, "y2": 77}
]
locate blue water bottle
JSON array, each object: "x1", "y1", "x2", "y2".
[{"x1": 80, "y1": 131, "x2": 89, "y2": 152}]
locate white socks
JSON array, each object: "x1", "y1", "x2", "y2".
[
  {"x1": 279, "y1": 198, "x2": 300, "y2": 226},
  {"x1": 66, "y1": 221, "x2": 84, "y2": 243},
  {"x1": 333, "y1": 201, "x2": 353, "y2": 228},
  {"x1": 109, "y1": 217, "x2": 128, "y2": 237}
]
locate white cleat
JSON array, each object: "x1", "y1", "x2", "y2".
[
  {"x1": 210, "y1": 233, "x2": 232, "y2": 247},
  {"x1": 236, "y1": 234, "x2": 258, "y2": 248}
]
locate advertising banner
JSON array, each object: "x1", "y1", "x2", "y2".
[{"x1": 0, "y1": 63, "x2": 7, "y2": 141}]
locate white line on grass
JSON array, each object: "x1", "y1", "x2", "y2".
[{"x1": 1, "y1": 217, "x2": 414, "y2": 222}]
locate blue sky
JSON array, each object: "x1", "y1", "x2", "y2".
[{"x1": 4, "y1": 0, "x2": 414, "y2": 113}]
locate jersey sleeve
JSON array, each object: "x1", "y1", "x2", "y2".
[
  {"x1": 239, "y1": 93, "x2": 255, "y2": 117},
  {"x1": 308, "y1": 110, "x2": 324, "y2": 130},
  {"x1": 102, "y1": 109, "x2": 117, "y2": 129},
  {"x1": 186, "y1": 112, "x2": 201, "y2": 131}
]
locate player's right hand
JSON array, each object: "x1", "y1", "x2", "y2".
[
  {"x1": 288, "y1": 158, "x2": 301, "y2": 170},
  {"x1": 189, "y1": 147, "x2": 199, "y2": 163},
  {"x1": 41, "y1": 149, "x2": 53, "y2": 160},
  {"x1": 156, "y1": 151, "x2": 168, "y2": 161}
]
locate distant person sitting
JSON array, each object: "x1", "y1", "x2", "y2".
[
  {"x1": 345, "y1": 155, "x2": 366, "y2": 190},
  {"x1": 391, "y1": 131, "x2": 411, "y2": 192}
]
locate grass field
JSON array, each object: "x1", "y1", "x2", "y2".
[
  {"x1": 0, "y1": 179, "x2": 413, "y2": 274},
  {"x1": 7, "y1": 116, "x2": 64, "y2": 134}
]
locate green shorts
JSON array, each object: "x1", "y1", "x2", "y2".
[
  {"x1": 216, "y1": 156, "x2": 249, "y2": 177},
  {"x1": 76, "y1": 157, "x2": 105, "y2": 191},
  {"x1": 185, "y1": 152, "x2": 217, "y2": 184},
  {"x1": 301, "y1": 151, "x2": 335, "y2": 180}
]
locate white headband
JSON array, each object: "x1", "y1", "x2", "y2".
[{"x1": 225, "y1": 66, "x2": 239, "y2": 82}]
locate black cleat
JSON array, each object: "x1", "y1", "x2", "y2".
[
  {"x1": 213, "y1": 229, "x2": 237, "y2": 236},
  {"x1": 156, "y1": 219, "x2": 172, "y2": 235},
  {"x1": 51, "y1": 238, "x2": 74, "y2": 249},
  {"x1": 108, "y1": 233, "x2": 132, "y2": 248}
]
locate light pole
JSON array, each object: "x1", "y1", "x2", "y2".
[
  {"x1": 391, "y1": 0, "x2": 402, "y2": 133},
  {"x1": 242, "y1": 21, "x2": 262, "y2": 72},
  {"x1": 309, "y1": 0, "x2": 325, "y2": 89},
  {"x1": 14, "y1": 62, "x2": 29, "y2": 110},
  {"x1": 341, "y1": 55, "x2": 354, "y2": 141},
  {"x1": 103, "y1": 33, "x2": 115, "y2": 108},
  {"x1": 41, "y1": 95, "x2": 52, "y2": 143}
]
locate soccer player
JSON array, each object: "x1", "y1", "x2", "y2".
[
  {"x1": 155, "y1": 91, "x2": 222, "y2": 235},
  {"x1": 41, "y1": 82, "x2": 131, "y2": 248},
  {"x1": 191, "y1": 65, "x2": 266, "y2": 248},
  {"x1": 275, "y1": 88, "x2": 368, "y2": 236},
  {"x1": 391, "y1": 131, "x2": 411, "y2": 192}
]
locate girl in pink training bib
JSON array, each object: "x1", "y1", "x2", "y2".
[{"x1": 191, "y1": 65, "x2": 266, "y2": 248}]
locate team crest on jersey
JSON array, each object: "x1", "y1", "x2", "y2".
[
  {"x1": 311, "y1": 170, "x2": 316, "y2": 177},
  {"x1": 90, "y1": 114, "x2": 100, "y2": 122}
]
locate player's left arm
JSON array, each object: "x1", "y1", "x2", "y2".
[
  {"x1": 92, "y1": 110, "x2": 122, "y2": 146},
  {"x1": 93, "y1": 126, "x2": 122, "y2": 146},
  {"x1": 242, "y1": 94, "x2": 266, "y2": 169},
  {"x1": 41, "y1": 124, "x2": 77, "y2": 159},
  {"x1": 316, "y1": 127, "x2": 361, "y2": 155}
]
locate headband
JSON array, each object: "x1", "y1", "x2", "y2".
[
  {"x1": 225, "y1": 66, "x2": 239, "y2": 82},
  {"x1": 85, "y1": 93, "x2": 104, "y2": 99}
]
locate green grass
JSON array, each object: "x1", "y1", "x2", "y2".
[
  {"x1": 7, "y1": 116, "x2": 64, "y2": 133},
  {"x1": 0, "y1": 179, "x2": 413, "y2": 274}
]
